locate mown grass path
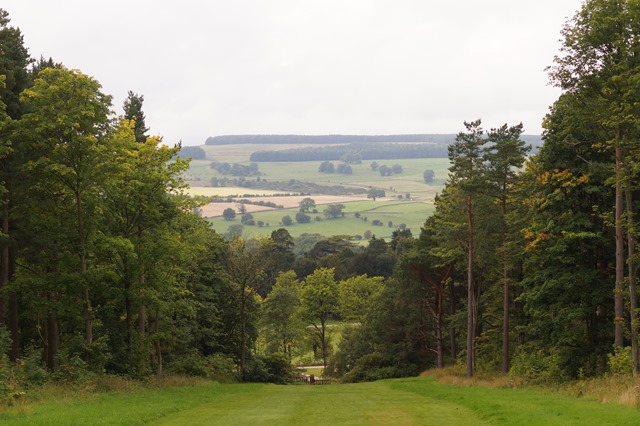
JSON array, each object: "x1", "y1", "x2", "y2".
[{"x1": 2, "y1": 376, "x2": 639, "y2": 425}]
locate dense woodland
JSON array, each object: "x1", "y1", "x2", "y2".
[{"x1": 1, "y1": 0, "x2": 640, "y2": 392}]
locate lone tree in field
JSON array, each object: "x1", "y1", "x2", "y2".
[
  {"x1": 323, "y1": 204, "x2": 345, "y2": 219},
  {"x1": 299, "y1": 197, "x2": 316, "y2": 212},
  {"x1": 367, "y1": 188, "x2": 385, "y2": 201},
  {"x1": 281, "y1": 215, "x2": 293, "y2": 226},
  {"x1": 223, "y1": 208, "x2": 236, "y2": 221},
  {"x1": 423, "y1": 169, "x2": 435, "y2": 183}
]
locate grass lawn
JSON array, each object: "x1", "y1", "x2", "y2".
[{"x1": 3, "y1": 376, "x2": 639, "y2": 425}]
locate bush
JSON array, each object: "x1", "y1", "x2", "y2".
[
  {"x1": 242, "y1": 353, "x2": 296, "y2": 384},
  {"x1": 241, "y1": 213, "x2": 254, "y2": 225},
  {"x1": 15, "y1": 349, "x2": 50, "y2": 389},
  {"x1": 510, "y1": 346, "x2": 568, "y2": 384},
  {"x1": 168, "y1": 352, "x2": 236, "y2": 382},
  {"x1": 341, "y1": 352, "x2": 420, "y2": 383},
  {"x1": 607, "y1": 346, "x2": 632, "y2": 376},
  {"x1": 296, "y1": 212, "x2": 311, "y2": 223}
]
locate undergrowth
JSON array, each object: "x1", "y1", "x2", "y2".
[{"x1": 422, "y1": 365, "x2": 640, "y2": 408}]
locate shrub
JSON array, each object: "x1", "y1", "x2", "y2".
[
  {"x1": 167, "y1": 352, "x2": 236, "y2": 382},
  {"x1": 607, "y1": 346, "x2": 632, "y2": 376},
  {"x1": 241, "y1": 213, "x2": 254, "y2": 225},
  {"x1": 242, "y1": 353, "x2": 295, "y2": 384},
  {"x1": 296, "y1": 212, "x2": 311, "y2": 223},
  {"x1": 341, "y1": 352, "x2": 420, "y2": 383},
  {"x1": 222, "y1": 208, "x2": 236, "y2": 220},
  {"x1": 510, "y1": 346, "x2": 568, "y2": 384}
]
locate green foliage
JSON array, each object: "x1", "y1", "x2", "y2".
[
  {"x1": 222, "y1": 207, "x2": 236, "y2": 220},
  {"x1": 509, "y1": 346, "x2": 568, "y2": 384},
  {"x1": 318, "y1": 161, "x2": 334, "y2": 173},
  {"x1": 323, "y1": 203, "x2": 345, "y2": 219},
  {"x1": 341, "y1": 352, "x2": 420, "y2": 383},
  {"x1": 367, "y1": 188, "x2": 385, "y2": 200},
  {"x1": 298, "y1": 197, "x2": 315, "y2": 212},
  {"x1": 281, "y1": 215, "x2": 293, "y2": 226},
  {"x1": 423, "y1": 169, "x2": 435, "y2": 183},
  {"x1": 177, "y1": 145, "x2": 206, "y2": 160},
  {"x1": 261, "y1": 271, "x2": 304, "y2": 356},
  {"x1": 339, "y1": 275, "x2": 384, "y2": 322},
  {"x1": 240, "y1": 212, "x2": 254, "y2": 225},
  {"x1": 167, "y1": 352, "x2": 236, "y2": 382},
  {"x1": 122, "y1": 91, "x2": 149, "y2": 142},
  {"x1": 242, "y1": 353, "x2": 296, "y2": 383},
  {"x1": 607, "y1": 346, "x2": 633, "y2": 376},
  {"x1": 295, "y1": 212, "x2": 311, "y2": 223}
]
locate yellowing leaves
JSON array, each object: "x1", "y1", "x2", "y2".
[{"x1": 537, "y1": 169, "x2": 590, "y2": 188}]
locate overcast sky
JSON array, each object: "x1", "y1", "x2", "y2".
[{"x1": 3, "y1": 1, "x2": 583, "y2": 146}]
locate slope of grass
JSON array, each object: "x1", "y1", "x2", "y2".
[{"x1": 3, "y1": 376, "x2": 640, "y2": 425}]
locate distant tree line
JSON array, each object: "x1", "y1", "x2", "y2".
[
  {"x1": 210, "y1": 161, "x2": 260, "y2": 176},
  {"x1": 319, "y1": 161, "x2": 353, "y2": 174},
  {"x1": 176, "y1": 145, "x2": 206, "y2": 160},
  {"x1": 250, "y1": 143, "x2": 452, "y2": 162}
]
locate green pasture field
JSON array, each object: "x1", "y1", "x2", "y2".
[
  {"x1": 3, "y1": 375, "x2": 638, "y2": 425},
  {"x1": 183, "y1": 143, "x2": 450, "y2": 200},
  {"x1": 207, "y1": 200, "x2": 433, "y2": 240}
]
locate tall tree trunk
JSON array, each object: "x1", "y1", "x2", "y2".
[
  {"x1": 0, "y1": 202, "x2": 8, "y2": 326},
  {"x1": 239, "y1": 290, "x2": 247, "y2": 374},
  {"x1": 626, "y1": 187, "x2": 639, "y2": 375},
  {"x1": 77, "y1": 193, "x2": 93, "y2": 348},
  {"x1": 436, "y1": 285, "x2": 444, "y2": 368},
  {"x1": 46, "y1": 309, "x2": 59, "y2": 372},
  {"x1": 615, "y1": 143, "x2": 625, "y2": 347},
  {"x1": 320, "y1": 319, "x2": 328, "y2": 369},
  {"x1": 449, "y1": 280, "x2": 457, "y2": 360},
  {"x1": 466, "y1": 195, "x2": 475, "y2": 377},
  {"x1": 154, "y1": 308, "x2": 162, "y2": 380},
  {"x1": 7, "y1": 244, "x2": 17, "y2": 361},
  {"x1": 8, "y1": 292, "x2": 18, "y2": 362},
  {"x1": 501, "y1": 198, "x2": 510, "y2": 375},
  {"x1": 137, "y1": 226, "x2": 146, "y2": 335}
]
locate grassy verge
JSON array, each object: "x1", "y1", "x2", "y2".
[{"x1": 3, "y1": 374, "x2": 640, "y2": 425}]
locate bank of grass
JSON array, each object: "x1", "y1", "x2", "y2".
[{"x1": 3, "y1": 373, "x2": 640, "y2": 425}]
